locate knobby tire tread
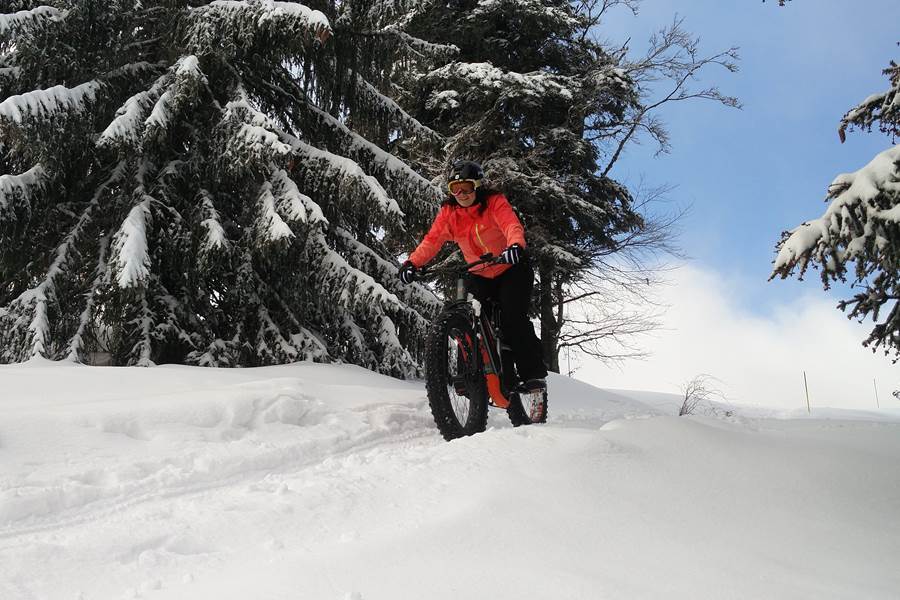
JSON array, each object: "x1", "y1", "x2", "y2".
[{"x1": 424, "y1": 311, "x2": 488, "y2": 441}]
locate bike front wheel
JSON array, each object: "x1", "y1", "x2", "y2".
[{"x1": 424, "y1": 310, "x2": 488, "y2": 441}]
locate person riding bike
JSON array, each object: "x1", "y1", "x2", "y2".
[{"x1": 398, "y1": 160, "x2": 548, "y2": 392}]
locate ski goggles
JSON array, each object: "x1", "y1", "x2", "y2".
[{"x1": 448, "y1": 179, "x2": 479, "y2": 195}]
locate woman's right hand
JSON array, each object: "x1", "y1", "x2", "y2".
[{"x1": 398, "y1": 261, "x2": 418, "y2": 284}]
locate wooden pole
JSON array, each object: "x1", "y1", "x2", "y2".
[
  {"x1": 803, "y1": 371, "x2": 811, "y2": 414},
  {"x1": 874, "y1": 379, "x2": 880, "y2": 409}
]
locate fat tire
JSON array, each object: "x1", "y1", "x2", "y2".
[
  {"x1": 424, "y1": 310, "x2": 489, "y2": 441},
  {"x1": 507, "y1": 389, "x2": 549, "y2": 427}
]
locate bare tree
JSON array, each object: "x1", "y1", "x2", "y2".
[
  {"x1": 537, "y1": 5, "x2": 740, "y2": 372},
  {"x1": 595, "y1": 16, "x2": 741, "y2": 176},
  {"x1": 679, "y1": 374, "x2": 728, "y2": 416},
  {"x1": 550, "y1": 182, "x2": 684, "y2": 368}
]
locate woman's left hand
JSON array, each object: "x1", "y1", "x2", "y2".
[{"x1": 499, "y1": 244, "x2": 523, "y2": 265}]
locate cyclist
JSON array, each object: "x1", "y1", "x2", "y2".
[{"x1": 398, "y1": 160, "x2": 548, "y2": 392}]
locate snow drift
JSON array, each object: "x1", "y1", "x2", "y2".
[{"x1": 1, "y1": 361, "x2": 898, "y2": 599}]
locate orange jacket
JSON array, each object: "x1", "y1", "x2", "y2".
[{"x1": 409, "y1": 193, "x2": 526, "y2": 279}]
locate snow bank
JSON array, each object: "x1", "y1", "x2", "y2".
[{"x1": 1, "y1": 362, "x2": 898, "y2": 599}]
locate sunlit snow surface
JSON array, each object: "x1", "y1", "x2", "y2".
[{"x1": 1, "y1": 361, "x2": 899, "y2": 599}]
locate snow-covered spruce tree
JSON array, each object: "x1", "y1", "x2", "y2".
[
  {"x1": 0, "y1": 1, "x2": 447, "y2": 374},
  {"x1": 397, "y1": 0, "x2": 644, "y2": 371},
  {"x1": 772, "y1": 55, "x2": 900, "y2": 358}
]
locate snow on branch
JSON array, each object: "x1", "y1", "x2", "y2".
[
  {"x1": 66, "y1": 236, "x2": 110, "y2": 362},
  {"x1": 101, "y1": 61, "x2": 165, "y2": 82},
  {"x1": 333, "y1": 226, "x2": 440, "y2": 318},
  {"x1": 10, "y1": 163, "x2": 127, "y2": 359},
  {"x1": 223, "y1": 94, "x2": 293, "y2": 165},
  {"x1": 186, "y1": 1, "x2": 332, "y2": 54},
  {"x1": 354, "y1": 0, "x2": 457, "y2": 58},
  {"x1": 270, "y1": 168, "x2": 327, "y2": 226},
  {"x1": 112, "y1": 198, "x2": 153, "y2": 288},
  {"x1": 244, "y1": 259, "x2": 330, "y2": 362},
  {"x1": 589, "y1": 64, "x2": 632, "y2": 95},
  {"x1": 376, "y1": 314, "x2": 416, "y2": 378},
  {"x1": 361, "y1": 27, "x2": 458, "y2": 60},
  {"x1": 287, "y1": 135, "x2": 405, "y2": 220},
  {"x1": 144, "y1": 55, "x2": 208, "y2": 142},
  {"x1": 312, "y1": 231, "x2": 403, "y2": 314},
  {"x1": 243, "y1": 259, "x2": 328, "y2": 364},
  {"x1": 255, "y1": 181, "x2": 295, "y2": 243},
  {"x1": 0, "y1": 66, "x2": 21, "y2": 83},
  {"x1": 354, "y1": 75, "x2": 443, "y2": 144},
  {"x1": 543, "y1": 243, "x2": 583, "y2": 268},
  {"x1": 840, "y1": 61, "x2": 900, "y2": 140},
  {"x1": 427, "y1": 62, "x2": 579, "y2": 101},
  {"x1": 425, "y1": 90, "x2": 459, "y2": 112},
  {"x1": 300, "y1": 102, "x2": 444, "y2": 208},
  {"x1": 99, "y1": 73, "x2": 172, "y2": 148},
  {"x1": 309, "y1": 231, "x2": 417, "y2": 374},
  {"x1": 0, "y1": 80, "x2": 102, "y2": 125},
  {"x1": 207, "y1": 0, "x2": 330, "y2": 30},
  {"x1": 334, "y1": 226, "x2": 403, "y2": 276},
  {"x1": 198, "y1": 189, "x2": 229, "y2": 254},
  {"x1": 255, "y1": 302, "x2": 327, "y2": 363},
  {"x1": 129, "y1": 293, "x2": 155, "y2": 366},
  {"x1": 772, "y1": 144, "x2": 900, "y2": 279},
  {"x1": 0, "y1": 6, "x2": 66, "y2": 37},
  {"x1": 567, "y1": 195, "x2": 610, "y2": 221},
  {"x1": 470, "y1": 0, "x2": 578, "y2": 30},
  {"x1": 0, "y1": 164, "x2": 46, "y2": 223},
  {"x1": 360, "y1": 0, "x2": 424, "y2": 28}
]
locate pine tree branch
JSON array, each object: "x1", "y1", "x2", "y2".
[{"x1": 67, "y1": 234, "x2": 110, "y2": 363}]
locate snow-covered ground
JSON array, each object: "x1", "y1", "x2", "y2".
[{"x1": 2, "y1": 361, "x2": 899, "y2": 600}]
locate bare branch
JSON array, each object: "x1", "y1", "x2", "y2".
[
  {"x1": 679, "y1": 373, "x2": 728, "y2": 416},
  {"x1": 600, "y1": 17, "x2": 741, "y2": 174}
]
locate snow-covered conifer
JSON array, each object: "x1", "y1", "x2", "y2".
[
  {"x1": 0, "y1": 0, "x2": 444, "y2": 372},
  {"x1": 772, "y1": 56, "x2": 900, "y2": 357},
  {"x1": 399, "y1": 0, "x2": 645, "y2": 369}
]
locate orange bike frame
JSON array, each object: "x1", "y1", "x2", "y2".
[{"x1": 476, "y1": 310, "x2": 510, "y2": 409}]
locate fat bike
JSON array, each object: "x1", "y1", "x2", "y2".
[{"x1": 416, "y1": 255, "x2": 548, "y2": 441}]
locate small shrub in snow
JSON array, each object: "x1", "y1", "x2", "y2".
[{"x1": 679, "y1": 374, "x2": 729, "y2": 417}]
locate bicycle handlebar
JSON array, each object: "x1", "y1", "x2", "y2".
[{"x1": 415, "y1": 254, "x2": 503, "y2": 281}]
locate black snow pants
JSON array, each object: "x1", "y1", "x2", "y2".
[{"x1": 465, "y1": 260, "x2": 548, "y2": 383}]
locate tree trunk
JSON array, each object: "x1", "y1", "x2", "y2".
[{"x1": 538, "y1": 265, "x2": 560, "y2": 373}]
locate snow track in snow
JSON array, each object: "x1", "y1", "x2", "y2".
[
  {"x1": 0, "y1": 367, "x2": 439, "y2": 538},
  {"x1": 1, "y1": 413, "x2": 438, "y2": 539}
]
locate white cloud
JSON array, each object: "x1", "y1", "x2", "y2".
[{"x1": 575, "y1": 265, "x2": 898, "y2": 411}]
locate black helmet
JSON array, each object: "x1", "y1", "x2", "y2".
[{"x1": 447, "y1": 160, "x2": 484, "y2": 192}]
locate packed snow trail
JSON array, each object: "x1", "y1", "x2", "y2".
[{"x1": 1, "y1": 361, "x2": 899, "y2": 599}]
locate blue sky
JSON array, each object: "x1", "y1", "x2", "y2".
[
  {"x1": 601, "y1": 0, "x2": 899, "y2": 310},
  {"x1": 576, "y1": 1, "x2": 900, "y2": 409}
]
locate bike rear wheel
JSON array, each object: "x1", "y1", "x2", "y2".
[{"x1": 425, "y1": 310, "x2": 488, "y2": 441}]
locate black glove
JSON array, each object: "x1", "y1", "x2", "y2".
[
  {"x1": 398, "y1": 261, "x2": 417, "y2": 284},
  {"x1": 499, "y1": 244, "x2": 523, "y2": 265}
]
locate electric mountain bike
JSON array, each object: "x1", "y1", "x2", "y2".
[{"x1": 417, "y1": 255, "x2": 548, "y2": 441}]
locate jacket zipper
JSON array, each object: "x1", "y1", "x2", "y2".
[{"x1": 475, "y1": 224, "x2": 489, "y2": 254}]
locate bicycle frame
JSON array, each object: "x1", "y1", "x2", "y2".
[{"x1": 446, "y1": 265, "x2": 512, "y2": 410}]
